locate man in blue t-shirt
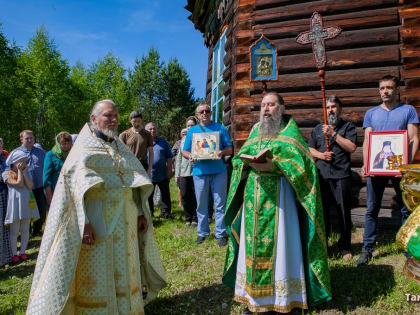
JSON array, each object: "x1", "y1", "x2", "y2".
[
  {"x1": 182, "y1": 104, "x2": 233, "y2": 247},
  {"x1": 355, "y1": 75, "x2": 419, "y2": 266},
  {"x1": 145, "y1": 122, "x2": 173, "y2": 218}
]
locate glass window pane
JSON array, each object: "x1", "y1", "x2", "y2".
[
  {"x1": 212, "y1": 53, "x2": 217, "y2": 84},
  {"x1": 212, "y1": 88, "x2": 217, "y2": 104},
  {"x1": 217, "y1": 44, "x2": 221, "y2": 80},
  {"x1": 212, "y1": 42, "x2": 219, "y2": 84},
  {"x1": 219, "y1": 49, "x2": 224, "y2": 79},
  {"x1": 218, "y1": 100, "x2": 223, "y2": 123},
  {"x1": 210, "y1": 29, "x2": 227, "y2": 124},
  {"x1": 218, "y1": 81, "x2": 224, "y2": 101},
  {"x1": 221, "y1": 36, "x2": 226, "y2": 70}
]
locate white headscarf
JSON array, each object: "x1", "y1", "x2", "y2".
[{"x1": 5, "y1": 148, "x2": 29, "y2": 166}]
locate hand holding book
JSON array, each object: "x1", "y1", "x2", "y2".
[
  {"x1": 239, "y1": 148, "x2": 273, "y2": 164},
  {"x1": 239, "y1": 148, "x2": 275, "y2": 172}
]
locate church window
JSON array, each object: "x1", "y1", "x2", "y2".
[{"x1": 211, "y1": 29, "x2": 227, "y2": 123}]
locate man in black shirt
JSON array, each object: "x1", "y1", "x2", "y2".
[{"x1": 308, "y1": 96, "x2": 357, "y2": 259}]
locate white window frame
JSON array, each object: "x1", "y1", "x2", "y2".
[{"x1": 210, "y1": 28, "x2": 227, "y2": 124}]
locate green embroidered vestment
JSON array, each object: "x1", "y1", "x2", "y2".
[{"x1": 222, "y1": 115, "x2": 332, "y2": 306}]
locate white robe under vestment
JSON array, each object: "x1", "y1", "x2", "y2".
[{"x1": 234, "y1": 177, "x2": 307, "y2": 313}]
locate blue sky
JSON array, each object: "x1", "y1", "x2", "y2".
[{"x1": 0, "y1": 0, "x2": 208, "y2": 98}]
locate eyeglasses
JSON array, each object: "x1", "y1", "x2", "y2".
[{"x1": 198, "y1": 109, "x2": 211, "y2": 114}]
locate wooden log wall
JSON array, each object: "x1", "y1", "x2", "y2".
[
  {"x1": 203, "y1": 0, "x2": 420, "y2": 226},
  {"x1": 232, "y1": 0, "x2": 402, "y2": 129}
]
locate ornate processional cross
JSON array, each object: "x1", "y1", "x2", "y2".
[
  {"x1": 296, "y1": 12, "x2": 341, "y2": 69},
  {"x1": 296, "y1": 12, "x2": 341, "y2": 151}
]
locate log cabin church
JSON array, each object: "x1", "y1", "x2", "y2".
[{"x1": 185, "y1": 0, "x2": 420, "y2": 227}]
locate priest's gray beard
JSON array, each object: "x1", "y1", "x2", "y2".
[
  {"x1": 96, "y1": 125, "x2": 119, "y2": 139},
  {"x1": 327, "y1": 112, "x2": 338, "y2": 126},
  {"x1": 259, "y1": 108, "x2": 282, "y2": 138}
]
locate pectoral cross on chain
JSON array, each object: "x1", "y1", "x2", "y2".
[
  {"x1": 118, "y1": 171, "x2": 125, "y2": 185},
  {"x1": 296, "y1": 12, "x2": 341, "y2": 69}
]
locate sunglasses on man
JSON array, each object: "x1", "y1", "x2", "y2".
[{"x1": 198, "y1": 109, "x2": 211, "y2": 114}]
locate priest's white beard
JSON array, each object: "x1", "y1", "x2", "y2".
[
  {"x1": 95, "y1": 125, "x2": 119, "y2": 139},
  {"x1": 259, "y1": 109, "x2": 282, "y2": 138},
  {"x1": 101, "y1": 128, "x2": 118, "y2": 139}
]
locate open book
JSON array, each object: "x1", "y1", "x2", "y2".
[{"x1": 239, "y1": 148, "x2": 273, "y2": 164}]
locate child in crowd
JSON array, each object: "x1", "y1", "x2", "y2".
[{"x1": 3, "y1": 152, "x2": 39, "y2": 263}]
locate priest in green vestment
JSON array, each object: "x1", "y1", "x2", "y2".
[
  {"x1": 27, "y1": 100, "x2": 166, "y2": 315},
  {"x1": 223, "y1": 92, "x2": 332, "y2": 313}
]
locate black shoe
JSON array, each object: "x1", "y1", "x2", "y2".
[
  {"x1": 354, "y1": 251, "x2": 372, "y2": 266},
  {"x1": 217, "y1": 236, "x2": 228, "y2": 247},
  {"x1": 243, "y1": 307, "x2": 253, "y2": 315},
  {"x1": 196, "y1": 236, "x2": 206, "y2": 244}
]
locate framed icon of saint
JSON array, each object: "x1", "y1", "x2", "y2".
[{"x1": 366, "y1": 130, "x2": 408, "y2": 176}]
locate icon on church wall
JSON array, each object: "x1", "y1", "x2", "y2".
[
  {"x1": 256, "y1": 55, "x2": 273, "y2": 77},
  {"x1": 250, "y1": 35, "x2": 278, "y2": 81}
]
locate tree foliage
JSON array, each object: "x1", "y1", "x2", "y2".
[
  {"x1": 129, "y1": 48, "x2": 166, "y2": 124},
  {"x1": 16, "y1": 27, "x2": 76, "y2": 147},
  {"x1": 0, "y1": 26, "x2": 22, "y2": 149},
  {"x1": 162, "y1": 58, "x2": 196, "y2": 142},
  {"x1": 129, "y1": 49, "x2": 196, "y2": 144},
  {"x1": 0, "y1": 28, "x2": 197, "y2": 151}
]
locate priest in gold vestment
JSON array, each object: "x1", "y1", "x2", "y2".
[{"x1": 26, "y1": 100, "x2": 166, "y2": 314}]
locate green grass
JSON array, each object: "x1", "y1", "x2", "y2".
[{"x1": 1, "y1": 179, "x2": 420, "y2": 314}]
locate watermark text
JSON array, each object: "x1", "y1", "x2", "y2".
[{"x1": 405, "y1": 294, "x2": 420, "y2": 302}]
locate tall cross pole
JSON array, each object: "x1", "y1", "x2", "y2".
[{"x1": 296, "y1": 12, "x2": 341, "y2": 151}]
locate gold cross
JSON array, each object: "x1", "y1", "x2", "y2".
[
  {"x1": 246, "y1": 200, "x2": 253, "y2": 210},
  {"x1": 264, "y1": 201, "x2": 273, "y2": 212},
  {"x1": 262, "y1": 235, "x2": 271, "y2": 246}
]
